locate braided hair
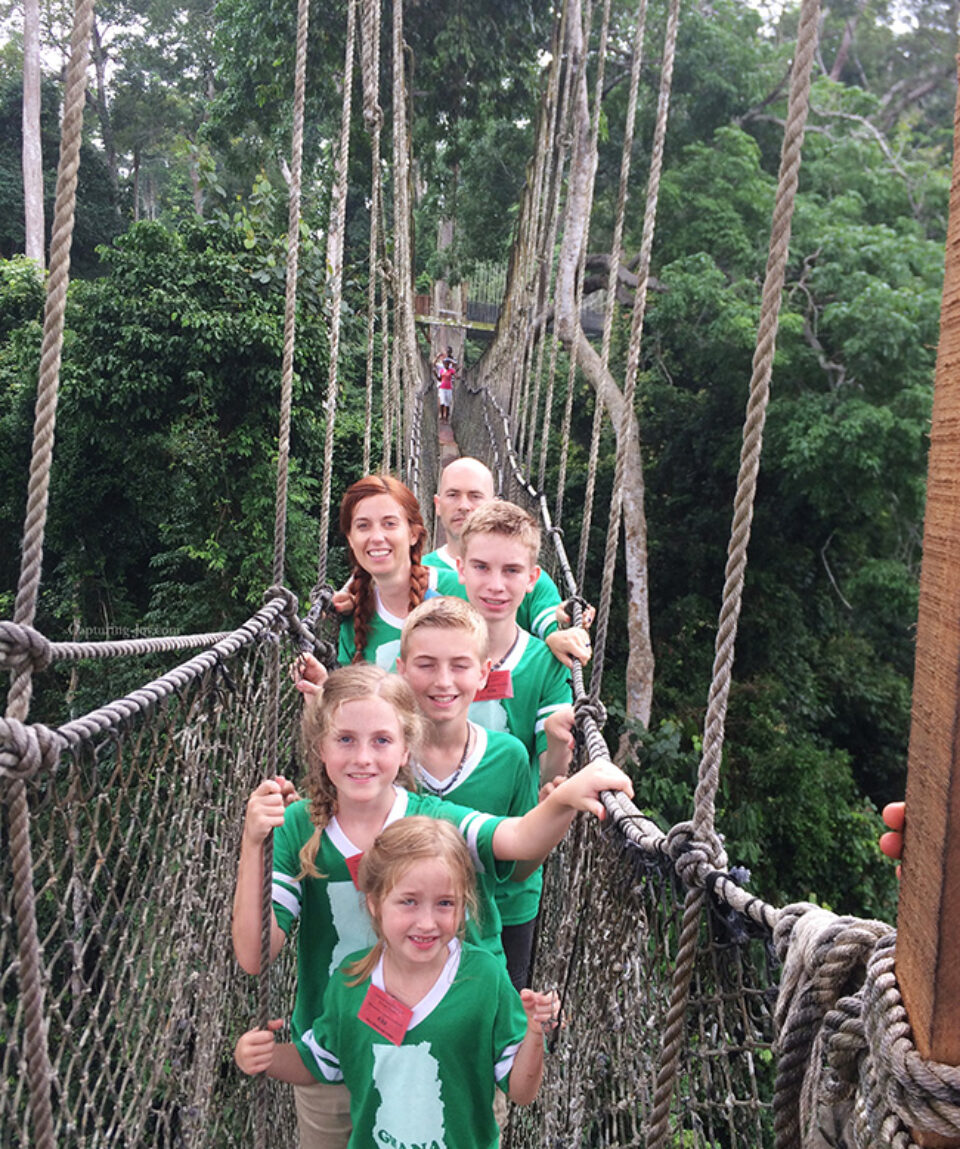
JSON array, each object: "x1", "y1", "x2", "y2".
[{"x1": 339, "y1": 475, "x2": 430, "y2": 662}]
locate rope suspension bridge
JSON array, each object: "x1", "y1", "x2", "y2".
[{"x1": 3, "y1": 0, "x2": 960, "y2": 1146}]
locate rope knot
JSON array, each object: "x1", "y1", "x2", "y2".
[
  {"x1": 664, "y1": 821, "x2": 712, "y2": 887},
  {"x1": 363, "y1": 104, "x2": 383, "y2": 130},
  {"x1": 0, "y1": 717, "x2": 64, "y2": 781},
  {"x1": 573, "y1": 694, "x2": 607, "y2": 731},
  {"x1": 0, "y1": 620, "x2": 53, "y2": 674}
]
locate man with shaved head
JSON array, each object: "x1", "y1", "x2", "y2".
[{"x1": 424, "y1": 457, "x2": 592, "y2": 668}]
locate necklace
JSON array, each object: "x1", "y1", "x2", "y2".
[
  {"x1": 491, "y1": 627, "x2": 520, "y2": 670},
  {"x1": 419, "y1": 726, "x2": 473, "y2": 796}
]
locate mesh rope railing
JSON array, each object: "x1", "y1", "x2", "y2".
[{"x1": 1, "y1": 603, "x2": 305, "y2": 1147}]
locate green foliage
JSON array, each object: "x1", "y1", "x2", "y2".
[{"x1": 0, "y1": 202, "x2": 370, "y2": 648}]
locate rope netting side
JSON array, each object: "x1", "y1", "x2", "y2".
[{"x1": 0, "y1": 622, "x2": 304, "y2": 1147}]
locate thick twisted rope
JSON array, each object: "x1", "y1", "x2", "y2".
[
  {"x1": 360, "y1": 0, "x2": 382, "y2": 475},
  {"x1": 768, "y1": 909, "x2": 960, "y2": 1147},
  {"x1": 693, "y1": 0, "x2": 821, "y2": 855},
  {"x1": 645, "y1": 5, "x2": 821, "y2": 1143},
  {"x1": 4, "y1": 1, "x2": 96, "y2": 1144},
  {"x1": 0, "y1": 620, "x2": 234, "y2": 669},
  {"x1": 314, "y1": 0, "x2": 355, "y2": 589}
]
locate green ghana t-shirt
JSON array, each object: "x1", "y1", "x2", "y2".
[
  {"x1": 423, "y1": 545, "x2": 562, "y2": 641},
  {"x1": 296, "y1": 940, "x2": 528, "y2": 1149},
  {"x1": 337, "y1": 566, "x2": 463, "y2": 669},
  {"x1": 272, "y1": 787, "x2": 511, "y2": 1042},
  {"x1": 467, "y1": 629, "x2": 573, "y2": 925},
  {"x1": 413, "y1": 724, "x2": 540, "y2": 927}
]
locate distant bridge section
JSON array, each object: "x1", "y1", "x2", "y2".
[{"x1": 415, "y1": 262, "x2": 607, "y2": 336}]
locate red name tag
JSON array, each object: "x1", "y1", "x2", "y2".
[
  {"x1": 345, "y1": 853, "x2": 363, "y2": 887},
  {"x1": 358, "y1": 984, "x2": 413, "y2": 1045},
  {"x1": 474, "y1": 669, "x2": 513, "y2": 701}
]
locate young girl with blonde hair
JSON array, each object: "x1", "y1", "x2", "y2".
[
  {"x1": 236, "y1": 817, "x2": 558, "y2": 1148},
  {"x1": 232, "y1": 664, "x2": 632, "y2": 1147}
]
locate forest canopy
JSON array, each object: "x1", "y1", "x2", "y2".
[{"x1": 1, "y1": 0, "x2": 955, "y2": 916}]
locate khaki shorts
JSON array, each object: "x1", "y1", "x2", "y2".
[{"x1": 293, "y1": 1080, "x2": 352, "y2": 1149}]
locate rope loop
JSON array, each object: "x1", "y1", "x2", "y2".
[
  {"x1": 0, "y1": 620, "x2": 53, "y2": 674},
  {"x1": 860, "y1": 933, "x2": 960, "y2": 1139},
  {"x1": 0, "y1": 717, "x2": 64, "y2": 781}
]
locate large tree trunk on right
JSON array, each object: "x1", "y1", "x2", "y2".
[{"x1": 22, "y1": 0, "x2": 44, "y2": 267}]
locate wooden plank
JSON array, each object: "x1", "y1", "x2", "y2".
[{"x1": 897, "y1": 54, "x2": 960, "y2": 1149}]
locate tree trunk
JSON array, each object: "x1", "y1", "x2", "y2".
[
  {"x1": 22, "y1": 0, "x2": 44, "y2": 267},
  {"x1": 90, "y1": 18, "x2": 120, "y2": 205},
  {"x1": 552, "y1": 0, "x2": 654, "y2": 727}
]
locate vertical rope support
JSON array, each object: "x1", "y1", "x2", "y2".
[
  {"x1": 577, "y1": 0, "x2": 648, "y2": 587},
  {"x1": 535, "y1": 6, "x2": 581, "y2": 487},
  {"x1": 645, "y1": 6, "x2": 820, "y2": 1145},
  {"x1": 692, "y1": 0, "x2": 821, "y2": 851},
  {"x1": 360, "y1": 0, "x2": 382, "y2": 477},
  {"x1": 391, "y1": 0, "x2": 422, "y2": 477},
  {"x1": 258, "y1": 0, "x2": 312, "y2": 1140},
  {"x1": 315, "y1": 0, "x2": 355, "y2": 588},
  {"x1": 590, "y1": 0, "x2": 678, "y2": 701},
  {"x1": 274, "y1": 0, "x2": 310, "y2": 588},
  {"x1": 643, "y1": 886, "x2": 707, "y2": 1147},
  {"x1": 4, "y1": 2, "x2": 95, "y2": 1145}
]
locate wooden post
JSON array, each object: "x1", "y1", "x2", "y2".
[{"x1": 896, "y1": 53, "x2": 960, "y2": 1149}]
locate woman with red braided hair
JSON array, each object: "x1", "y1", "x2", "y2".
[{"x1": 336, "y1": 475, "x2": 461, "y2": 670}]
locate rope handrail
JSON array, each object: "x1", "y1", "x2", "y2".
[
  {"x1": 0, "y1": 593, "x2": 300, "y2": 782},
  {"x1": 0, "y1": 620, "x2": 236, "y2": 669}
]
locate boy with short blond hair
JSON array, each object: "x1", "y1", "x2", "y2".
[
  {"x1": 454, "y1": 500, "x2": 577, "y2": 988},
  {"x1": 458, "y1": 501, "x2": 575, "y2": 781},
  {"x1": 397, "y1": 597, "x2": 539, "y2": 989}
]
